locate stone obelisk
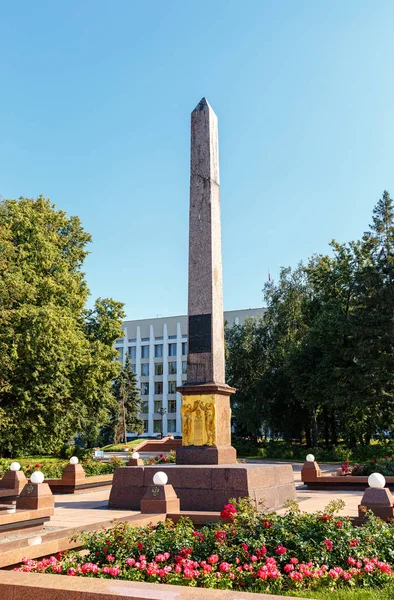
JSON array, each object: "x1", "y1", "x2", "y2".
[{"x1": 177, "y1": 98, "x2": 237, "y2": 465}]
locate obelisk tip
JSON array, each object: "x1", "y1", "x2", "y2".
[{"x1": 192, "y1": 97, "x2": 212, "y2": 113}]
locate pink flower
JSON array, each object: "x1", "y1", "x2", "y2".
[
  {"x1": 219, "y1": 562, "x2": 231, "y2": 572},
  {"x1": 214, "y1": 531, "x2": 227, "y2": 541},
  {"x1": 284, "y1": 564, "x2": 294, "y2": 572},
  {"x1": 208, "y1": 554, "x2": 219, "y2": 564},
  {"x1": 67, "y1": 568, "x2": 77, "y2": 576},
  {"x1": 275, "y1": 545, "x2": 287, "y2": 555},
  {"x1": 343, "y1": 572, "x2": 352, "y2": 580},
  {"x1": 106, "y1": 554, "x2": 115, "y2": 562},
  {"x1": 241, "y1": 542, "x2": 249, "y2": 552},
  {"x1": 324, "y1": 539, "x2": 333, "y2": 551},
  {"x1": 289, "y1": 571, "x2": 303, "y2": 581},
  {"x1": 290, "y1": 557, "x2": 299, "y2": 564},
  {"x1": 126, "y1": 558, "x2": 135, "y2": 566}
]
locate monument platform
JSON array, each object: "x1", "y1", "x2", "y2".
[{"x1": 108, "y1": 463, "x2": 295, "y2": 512}]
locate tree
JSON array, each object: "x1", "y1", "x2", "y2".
[
  {"x1": 0, "y1": 196, "x2": 125, "y2": 456},
  {"x1": 226, "y1": 191, "x2": 394, "y2": 449},
  {"x1": 112, "y1": 355, "x2": 143, "y2": 444}
]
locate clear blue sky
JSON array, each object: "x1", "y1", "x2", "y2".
[{"x1": 1, "y1": 1, "x2": 393, "y2": 319}]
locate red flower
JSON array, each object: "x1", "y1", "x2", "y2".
[
  {"x1": 275, "y1": 545, "x2": 287, "y2": 555},
  {"x1": 321, "y1": 513, "x2": 330, "y2": 522},
  {"x1": 324, "y1": 539, "x2": 333, "y2": 551},
  {"x1": 220, "y1": 503, "x2": 237, "y2": 520},
  {"x1": 35, "y1": 464, "x2": 41, "y2": 469},
  {"x1": 136, "y1": 542, "x2": 144, "y2": 551},
  {"x1": 214, "y1": 531, "x2": 226, "y2": 541},
  {"x1": 336, "y1": 521, "x2": 343, "y2": 528},
  {"x1": 208, "y1": 554, "x2": 219, "y2": 564}
]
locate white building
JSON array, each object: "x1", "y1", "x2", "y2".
[{"x1": 115, "y1": 308, "x2": 264, "y2": 437}]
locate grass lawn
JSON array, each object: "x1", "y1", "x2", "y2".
[
  {"x1": 288, "y1": 585, "x2": 394, "y2": 599},
  {"x1": 100, "y1": 439, "x2": 145, "y2": 451}
]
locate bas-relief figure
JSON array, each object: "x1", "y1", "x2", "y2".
[{"x1": 180, "y1": 395, "x2": 216, "y2": 446}]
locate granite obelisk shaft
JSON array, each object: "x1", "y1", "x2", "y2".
[
  {"x1": 177, "y1": 98, "x2": 236, "y2": 465},
  {"x1": 187, "y1": 98, "x2": 225, "y2": 386}
]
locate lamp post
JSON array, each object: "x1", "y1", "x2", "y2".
[{"x1": 158, "y1": 407, "x2": 167, "y2": 439}]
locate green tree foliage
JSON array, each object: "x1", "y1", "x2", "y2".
[
  {"x1": 112, "y1": 355, "x2": 143, "y2": 444},
  {"x1": 0, "y1": 196, "x2": 125, "y2": 456},
  {"x1": 226, "y1": 191, "x2": 394, "y2": 447}
]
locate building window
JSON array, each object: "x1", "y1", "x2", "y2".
[
  {"x1": 141, "y1": 382, "x2": 149, "y2": 396},
  {"x1": 154, "y1": 381, "x2": 163, "y2": 395},
  {"x1": 131, "y1": 363, "x2": 136, "y2": 373},
  {"x1": 182, "y1": 342, "x2": 187, "y2": 355},
  {"x1": 155, "y1": 363, "x2": 163, "y2": 376},
  {"x1": 168, "y1": 361, "x2": 177, "y2": 375},
  {"x1": 128, "y1": 338, "x2": 136, "y2": 343},
  {"x1": 168, "y1": 419, "x2": 176, "y2": 433},
  {"x1": 168, "y1": 335, "x2": 177, "y2": 339},
  {"x1": 155, "y1": 344, "x2": 163, "y2": 358},
  {"x1": 153, "y1": 420, "x2": 162, "y2": 434},
  {"x1": 141, "y1": 363, "x2": 149, "y2": 377},
  {"x1": 143, "y1": 420, "x2": 149, "y2": 433},
  {"x1": 128, "y1": 346, "x2": 136, "y2": 359},
  {"x1": 168, "y1": 343, "x2": 176, "y2": 356},
  {"x1": 182, "y1": 361, "x2": 187, "y2": 374},
  {"x1": 116, "y1": 338, "x2": 123, "y2": 344},
  {"x1": 141, "y1": 401, "x2": 149, "y2": 413},
  {"x1": 117, "y1": 347, "x2": 124, "y2": 361},
  {"x1": 168, "y1": 399, "x2": 176, "y2": 413},
  {"x1": 168, "y1": 381, "x2": 176, "y2": 394},
  {"x1": 182, "y1": 334, "x2": 187, "y2": 338},
  {"x1": 154, "y1": 400, "x2": 162, "y2": 413},
  {"x1": 141, "y1": 337, "x2": 149, "y2": 341},
  {"x1": 155, "y1": 336, "x2": 163, "y2": 340},
  {"x1": 141, "y1": 346, "x2": 149, "y2": 358}
]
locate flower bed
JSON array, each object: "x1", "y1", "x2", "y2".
[
  {"x1": 0, "y1": 455, "x2": 125, "y2": 479},
  {"x1": 13, "y1": 499, "x2": 394, "y2": 594},
  {"x1": 143, "y1": 450, "x2": 176, "y2": 465},
  {"x1": 343, "y1": 458, "x2": 394, "y2": 478}
]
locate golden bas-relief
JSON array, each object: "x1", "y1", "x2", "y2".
[{"x1": 180, "y1": 395, "x2": 216, "y2": 446}]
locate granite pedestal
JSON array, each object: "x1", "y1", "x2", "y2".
[{"x1": 109, "y1": 463, "x2": 295, "y2": 512}]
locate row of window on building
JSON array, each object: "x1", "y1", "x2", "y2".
[
  {"x1": 142, "y1": 419, "x2": 177, "y2": 434},
  {"x1": 140, "y1": 381, "x2": 179, "y2": 395},
  {"x1": 119, "y1": 343, "x2": 188, "y2": 359},
  {"x1": 141, "y1": 399, "x2": 177, "y2": 413},
  {"x1": 137, "y1": 361, "x2": 187, "y2": 377}
]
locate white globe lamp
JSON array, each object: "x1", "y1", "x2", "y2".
[
  {"x1": 306, "y1": 454, "x2": 315, "y2": 463},
  {"x1": 368, "y1": 473, "x2": 385, "y2": 489},
  {"x1": 10, "y1": 462, "x2": 21, "y2": 471},
  {"x1": 31, "y1": 471, "x2": 45, "y2": 484},
  {"x1": 69, "y1": 456, "x2": 79, "y2": 465},
  {"x1": 131, "y1": 452, "x2": 140, "y2": 459},
  {"x1": 153, "y1": 471, "x2": 168, "y2": 486}
]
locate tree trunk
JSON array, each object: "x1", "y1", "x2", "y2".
[
  {"x1": 330, "y1": 412, "x2": 338, "y2": 445},
  {"x1": 323, "y1": 408, "x2": 329, "y2": 447},
  {"x1": 311, "y1": 409, "x2": 318, "y2": 447}
]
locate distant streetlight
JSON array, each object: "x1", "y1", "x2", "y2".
[{"x1": 158, "y1": 407, "x2": 167, "y2": 439}]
